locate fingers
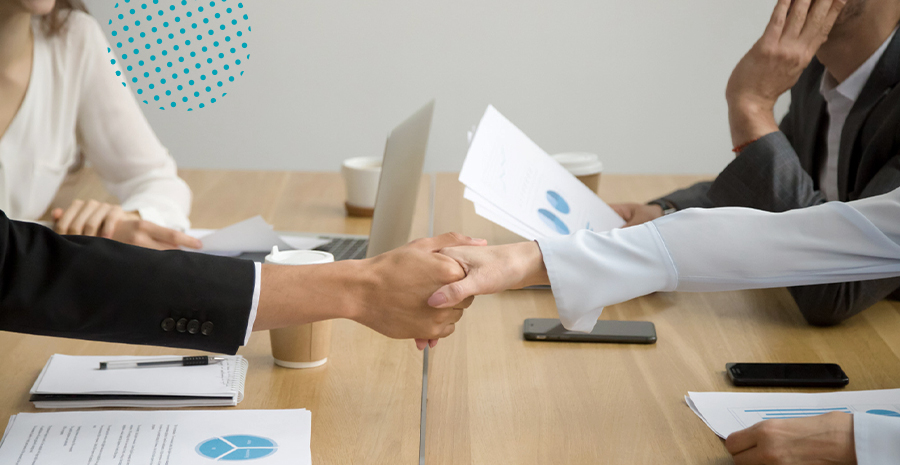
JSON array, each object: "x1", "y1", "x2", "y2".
[
  {"x1": 143, "y1": 221, "x2": 203, "y2": 249},
  {"x1": 801, "y1": 0, "x2": 845, "y2": 43},
  {"x1": 51, "y1": 208, "x2": 63, "y2": 220},
  {"x1": 54, "y1": 200, "x2": 84, "y2": 234},
  {"x1": 414, "y1": 339, "x2": 439, "y2": 351},
  {"x1": 100, "y1": 206, "x2": 125, "y2": 239},
  {"x1": 763, "y1": 0, "x2": 792, "y2": 39},
  {"x1": 783, "y1": 0, "x2": 812, "y2": 38},
  {"x1": 83, "y1": 202, "x2": 112, "y2": 236},
  {"x1": 610, "y1": 204, "x2": 633, "y2": 221},
  {"x1": 414, "y1": 232, "x2": 487, "y2": 253},
  {"x1": 725, "y1": 425, "x2": 759, "y2": 456},
  {"x1": 438, "y1": 323, "x2": 456, "y2": 338},
  {"x1": 731, "y1": 446, "x2": 765, "y2": 465},
  {"x1": 454, "y1": 295, "x2": 476, "y2": 310},
  {"x1": 429, "y1": 276, "x2": 479, "y2": 309}
]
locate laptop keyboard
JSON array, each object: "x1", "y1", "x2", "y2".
[{"x1": 315, "y1": 238, "x2": 369, "y2": 261}]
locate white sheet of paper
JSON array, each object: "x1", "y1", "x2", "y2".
[
  {"x1": 686, "y1": 389, "x2": 900, "y2": 438},
  {"x1": 460, "y1": 105, "x2": 624, "y2": 239},
  {"x1": 186, "y1": 216, "x2": 329, "y2": 255},
  {"x1": 0, "y1": 409, "x2": 312, "y2": 464}
]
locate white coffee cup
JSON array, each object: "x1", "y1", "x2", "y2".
[
  {"x1": 341, "y1": 156, "x2": 382, "y2": 217},
  {"x1": 265, "y1": 247, "x2": 335, "y2": 369},
  {"x1": 552, "y1": 152, "x2": 603, "y2": 193}
]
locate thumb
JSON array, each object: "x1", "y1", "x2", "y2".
[
  {"x1": 51, "y1": 208, "x2": 63, "y2": 220},
  {"x1": 428, "y1": 275, "x2": 479, "y2": 309}
]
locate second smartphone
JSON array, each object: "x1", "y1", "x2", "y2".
[{"x1": 523, "y1": 318, "x2": 657, "y2": 344}]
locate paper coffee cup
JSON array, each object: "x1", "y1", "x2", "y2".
[
  {"x1": 341, "y1": 156, "x2": 382, "y2": 217},
  {"x1": 266, "y1": 247, "x2": 335, "y2": 369},
  {"x1": 552, "y1": 152, "x2": 603, "y2": 193}
]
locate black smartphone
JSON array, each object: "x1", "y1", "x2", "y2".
[
  {"x1": 726, "y1": 363, "x2": 849, "y2": 388},
  {"x1": 523, "y1": 318, "x2": 656, "y2": 344}
]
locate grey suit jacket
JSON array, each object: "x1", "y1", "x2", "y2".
[{"x1": 655, "y1": 32, "x2": 900, "y2": 326}]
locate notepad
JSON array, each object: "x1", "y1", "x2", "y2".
[
  {"x1": 0, "y1": 409, "x2": 312, "y2": 464},
  {"x1": 29, "y1": 354, "x2": 249, "y2": 409}
]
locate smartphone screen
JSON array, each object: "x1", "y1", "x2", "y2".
[
  {"x1": 523, "y1": 318, "x2": 656, "y2": 344},
  {"x1": 727, "y1": 363, "x2": 849, "y2": 387}
]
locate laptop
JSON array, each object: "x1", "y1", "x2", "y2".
[{"x1": 238, "y1": 101, "x2": 434, "y2": 262}]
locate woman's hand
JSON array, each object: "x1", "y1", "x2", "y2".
[
  {"x1": 427, "y1": 241, "x2": 550, "y2": 309},
  {"x1": 52, "y1": 199, "x2": 201, "y2": 250},
  {"x1": 725, "y1": 412, "x2": 856, "y2": 465}
]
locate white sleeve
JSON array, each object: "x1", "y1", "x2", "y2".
[
  {"x1": 72, "y1": 14, "x2": 192, "y2": 231},
  {"x1": 243, "y1": 262, "x2": 262, "y2": 345},
  {"x1": 854, "y1": 413, "x2": 900, "y2": 465},
  {"x1": 537, "y1": 189, "x2": 900, "y2": 331}
]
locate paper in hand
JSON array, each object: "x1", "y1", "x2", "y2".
[{"x1": 459, "y1": 105, "x2": 624, "y2": 240}]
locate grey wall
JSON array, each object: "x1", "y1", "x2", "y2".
[{"x1": 84, "y1": 0, "x2": 788, "y2": 174}]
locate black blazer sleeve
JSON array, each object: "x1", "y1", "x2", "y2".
[{"x1": 0, "y1": 213, "x2": 255, "y2": 354}]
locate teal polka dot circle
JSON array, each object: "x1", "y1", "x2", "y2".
[{"x1": 106, "y1": 0, "x2": 251, "y2": 111}]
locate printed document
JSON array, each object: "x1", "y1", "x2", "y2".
[
  {"x1": 0, "y1": 409, "x2": 312, "y2": 464},
  {"x1": 686, "y1": 389, "x2": 900, "y2": 438},
  {"x1": 459, "y1": 106, "x2": 624, "y2": 240}
]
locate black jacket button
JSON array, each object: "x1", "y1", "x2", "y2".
[
  {"x1": 176, "y1": 318, "x2": 188, "y2": 333},
  {"x1": 200, "y1": 321, "x2": 214, "y2": 336},
  {"x1": 161, "y1": 318, "x2": 176, "y2": 332},
  {"x1": 187, "y1": 319, "x2": 201, "y2": 334}
]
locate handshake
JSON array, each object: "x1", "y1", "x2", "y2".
[{"x1": 253, "y1": 233, "x2": 551, "y2": 349}]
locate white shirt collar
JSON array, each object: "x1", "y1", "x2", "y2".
[{"x1": 820, "y1": 26, "x2": 898, "y2": 103}]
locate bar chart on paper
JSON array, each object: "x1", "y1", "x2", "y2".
[
  {"x1": 731, "y1": 405, "x2": 900, "y2": 424},
  {"x1": 686, "y1": 389, "x2": 900, "y2": 438}
]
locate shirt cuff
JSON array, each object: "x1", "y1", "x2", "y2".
[
  {"x1": 536, "y1": 223, "x2": 678, "y2": 333},
  {"x1": 243, "y1": 262, "x2": 262, "y2": 346},
  {"x1": 854, "y1": 413, "x2": 900, "y2": 465}
]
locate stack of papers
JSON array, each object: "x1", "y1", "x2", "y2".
[
  {"x1": 187, "y1": 216, "x2": 330, "y2": 256},
  {"x1": 29, "y1": 355, "x2": 249, "y2": 408},
  {"x1": 459, "y1": 106, "x2": 624, "y2": 240},
  {"x1": 686, "y1": 389, "x2": 900, "y2": 438},
  {"x1": 0, "y1": 409, "x2": 312, "y2": 464}
]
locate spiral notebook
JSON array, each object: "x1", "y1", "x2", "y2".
[{"x1": 29, "y1": 354, "x2": 249, "y2": 408}]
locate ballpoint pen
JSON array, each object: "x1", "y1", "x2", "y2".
[{"x1": 98, "y1": 356, "x2": 226, "y2": 370}]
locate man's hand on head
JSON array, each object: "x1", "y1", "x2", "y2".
[{"x1": 725, "y1": 0, "x2": 847, "y2": 148}]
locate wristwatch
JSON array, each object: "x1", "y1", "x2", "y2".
[{"x1": 647, "y1": 200, "x2": 677, "y2": 216}]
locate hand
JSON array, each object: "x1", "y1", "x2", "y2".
[
  {"x1": 53, "y1": 199, "x2": 201, "y2": 250},
  {"x1": 53, "y1": 199, "x2": 139, "y2": 238},
  {"x1": 725, "y1": 0, "x2": 846, "y2": 147},
  {"x1": 610, "y1": 203, "x2": 663, "y2": 227},
  {"x1": 725, "y1": 412, "x2": 856, "y2": 465},
  {"x1": 427, "y1": 241, "x2": 549, "y2": 309}
]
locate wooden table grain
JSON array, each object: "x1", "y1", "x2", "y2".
[
  {"x1": 423, "y1": 173, "x2": 900, "y2": 465},
  {"x1": 6, "y1": 168, "x2": 431, "y2": 465}
]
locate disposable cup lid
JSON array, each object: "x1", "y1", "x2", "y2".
[
  {"x1": 552, "y1": 152, "x2": 603, "y2": 176},
  {"x1": 265, "y1": 247, "x2": 334, "y2": 265}
]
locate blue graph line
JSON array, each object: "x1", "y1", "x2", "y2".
[{"x1": 745, "y1": 408, "x2": 851, "y2": 412}]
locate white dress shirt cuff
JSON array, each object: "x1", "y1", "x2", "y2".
[
  {"x1": 854, "y1": 413, "x2": 900, "y2": 465},
  {"x1": 243, "y1": 262, "x2": 262, "y2": 346},
  {"x1": 536, "y1": 224, "x2": 678, "y2": 333}
]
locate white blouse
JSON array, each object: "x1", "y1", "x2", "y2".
[
  {"x1": 536, "y1": 187, "x2": 900, "y2": 464},
  {"x1": 0, "y1": 11, "x2": 191, "y2": 230}
]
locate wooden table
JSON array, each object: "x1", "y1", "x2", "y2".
[
  {"x1": 4, "y1": 168, "x2": 431, "y2": 464},
  {"x1": 8, "y1": 170, "x2": 900, "y2": 464},
  {"x1": 423, "y1": 173, "x2": 900, "y2": 464}
]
